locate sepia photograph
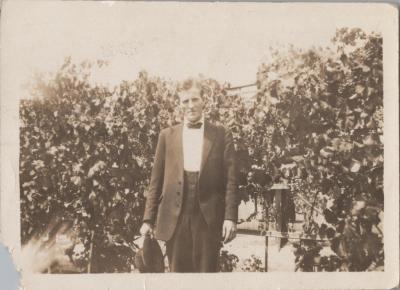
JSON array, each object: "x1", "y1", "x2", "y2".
[{"x1": 0, "y1": 1, "x2": 398, "y2": 289}]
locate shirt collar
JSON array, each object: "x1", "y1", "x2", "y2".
[
  {"x1": 183, "y1": 115, "x2": 205, "y2": 130},
  {"x1": 183, "y1": 114, "x2": 204, "y2": 128}
]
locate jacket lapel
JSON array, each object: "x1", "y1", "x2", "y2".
[
  {"x1": 200, "y1": 121, "x2": 217, "y2": 177},
  {"x1": 170, "y1": 124, "x2": 184, "y2": 172}
]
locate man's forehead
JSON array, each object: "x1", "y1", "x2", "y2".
[{"x1": 179, "y1": 88, "x2": 202, "y2": 101}]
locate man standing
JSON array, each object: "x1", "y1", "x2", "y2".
[{"x1": 140, "y1": 79, "x2": 238, "y2": 273}]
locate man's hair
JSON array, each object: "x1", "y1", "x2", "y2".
[{"x1": 178, "y1": 78, "x2": 204, "y2": 98}]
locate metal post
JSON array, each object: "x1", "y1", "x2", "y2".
[
  {"x1": 263, "y1": 183, "x2": 290, "y2": 271},
  {"x1": 271, "y1": 184, "x2": 289, "y2": 249},
  {"x1": 275, "y1": 187, "x2": 283, "y2": 248},
  {"x1": 264, "y1": 235, "x2": 268, "y2": 272},
  {"x1": 87, "y1": 230, "x2": 95, "y2": 273}
]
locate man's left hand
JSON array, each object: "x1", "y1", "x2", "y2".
[{"x1": 222, "y1": 220, "x2": 237, "y2": 244}]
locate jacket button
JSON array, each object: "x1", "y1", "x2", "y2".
[{"x1": 177, "y1": 191, "x2": 180, "y2": 195}]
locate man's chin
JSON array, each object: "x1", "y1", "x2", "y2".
[{"x1": 188, "y1": 117, "x2": 201, "y2": 123}]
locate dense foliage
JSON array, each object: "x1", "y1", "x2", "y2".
[
  {"x1": 253, "y1": 28, "x2": 383, "y2": 271},
  {"x1": 20, "y1": 62, "x2": 181, "y2": 272},
  {"x1": 20, "y1": 28, "x2": 383, "y2": 272}
]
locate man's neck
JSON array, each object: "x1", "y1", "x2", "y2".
[{"x1": 184, "y1": 115, "x2": 205, "y2": 126}]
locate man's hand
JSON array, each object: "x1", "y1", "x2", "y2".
[
  {"x1": 222, "y1": 220, "x2": 237, "y2": 244},
  {"x1": 140, "y1": 222, "x2": 154, "y2": 239}
]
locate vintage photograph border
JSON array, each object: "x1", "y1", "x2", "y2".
[{"x1": 0, "y1": 2, "x2": 398, "y2": 289}]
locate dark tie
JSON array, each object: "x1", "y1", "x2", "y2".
[{"x1": 187, "y1": 122, "x2": 202, "y2": 129}]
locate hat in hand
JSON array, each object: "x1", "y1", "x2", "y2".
[{"x1": 134, "y1": 235, "x2": 165, "y2": 273}]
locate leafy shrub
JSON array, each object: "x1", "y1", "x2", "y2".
[
  {"x1": 254, "y1": 28, "x2": 383, "y2": 271},
  {"x1": 218, "y1": 250, "x2": 239, "y2": 272},
  {"x1": 241, "y1": 255, "x2": 264, "y2": 272},
  {"x1": 20, "y1": 63, "x2": 180, "y2": 272}
]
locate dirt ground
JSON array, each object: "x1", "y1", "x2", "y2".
[{"x1": 222, "y1": 233, "x2": 296, "y2": 272}]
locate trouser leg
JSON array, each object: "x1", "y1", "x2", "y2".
[
  {"x1": 166, "y1": 209, "x2": 221, "y2": 273},
  {"x1": 166, "y1": 215, "x2": 193, "y2": 272},
  {"x1": 191, "y1": 203, "x2": 221, "y2": 272}
]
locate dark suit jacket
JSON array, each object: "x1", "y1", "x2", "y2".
[{"x1": 143, "y1": 121, "x2": 238, "y2": 241}]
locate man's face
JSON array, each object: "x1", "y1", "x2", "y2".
[{"x1": 179, "y1": 87, "x2": 204, "y2": 123}]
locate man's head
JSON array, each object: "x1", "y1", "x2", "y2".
[{"x1": 178, "y1": 78, "x2": 205, "y2": 124}]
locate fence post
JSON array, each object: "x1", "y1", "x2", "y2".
[
  {"x1": 87, "y1": 230, "x2": 95, "y2": 273},
  {"x1": 264, "y1": 183, "x2": 290, "y2": 271},
  {"x1": 264, "y1": 234, "x2": 269, "y2": 272},
  {"x1": 272, "y1": 183, "x2": 289, "y2": 249}
]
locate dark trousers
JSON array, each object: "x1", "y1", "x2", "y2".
[{"x1": 166, "y1": 171, "x2": 220, "y2": 272}]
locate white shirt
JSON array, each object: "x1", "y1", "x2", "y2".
[{"x1": 182, "y1": 116, "x2": 204, "y2": 172}]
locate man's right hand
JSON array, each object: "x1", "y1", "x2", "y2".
[{"x1": 140, "y1": 222, "x2": 154, "y2": 238}]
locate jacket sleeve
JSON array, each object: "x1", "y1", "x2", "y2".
[
  {"x1": 223, "y1": 128, "x2": 238, "y2": 222},
  {"x1": 142, "y1": 129, "x2": 166, "y2": 224}
]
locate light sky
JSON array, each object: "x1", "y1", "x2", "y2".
[{"x1": 1, "y1": 1, "x2": 388, "y2": 98}]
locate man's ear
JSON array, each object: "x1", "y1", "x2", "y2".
[
  {"x1": 176, "y1": 106, "x2": 184, "y2": 121},
  {"x1": 201, "y1": 96, "x2": 207, "y2": 108}
]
